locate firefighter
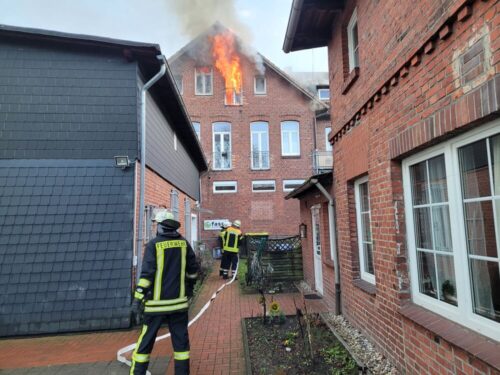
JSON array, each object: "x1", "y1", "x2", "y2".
[
  {"x1": 220, "y1": 219, "x2": 243, "y2": 279},
  {"x1": 130, "y1": 209, "x2": 198, "y2": 375},
  {"x1": 218, "y1": 221, "x2": 231, "y2": 277}
]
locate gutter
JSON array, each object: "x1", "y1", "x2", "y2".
[
  {"x1": 136, "y1": 55, "x2": 167, "y2": 283},
  {"x1": 310, "y1": 178, "x2": 341, "y2": 315},
  {"x1": 283, "y1": 0, "x2": 304, "y2": 53}
]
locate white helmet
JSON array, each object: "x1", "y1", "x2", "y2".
[
  {"x1": 233, "y1": 219, "x2": 241, "y2": 228},
  {"x1": 222, "y1": 221, "x2": 231, "y2": 229},
  {"x1": 153, "y1": 209, "x2": 174, "y2": 223}
]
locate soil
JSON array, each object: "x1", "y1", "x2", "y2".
[{"x1": 244, "y1": 314, "x2": 358, "y2": 375}]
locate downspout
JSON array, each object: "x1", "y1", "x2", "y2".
[
  {"x1": 136, "y1": 55, "x2": 167, "y2": 283},
  {"x1": 310, "y1": 178, "x2": 341, "y2": 315}
]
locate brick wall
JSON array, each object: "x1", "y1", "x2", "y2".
[
  {"x1": 324, "y1": 0, "x2": 500, "y2": 373},
  {"x1": 170, "y1": 47, "x2": 323, "y2": 241}
]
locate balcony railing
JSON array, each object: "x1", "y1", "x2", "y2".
[
  {"x1": 312, "y1": 150, "x2": 333, "y2": 174},
  {"x1": 212, "y1": 151, "x2": 232, "y2": 170},
  {"x1": 251, "y1": 151, "x2": 270, "y2": 170}
]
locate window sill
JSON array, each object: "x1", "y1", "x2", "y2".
[
  {"x1": 281, "y1": 155, "x2": 301, "y2": 159},
  {"x1": 250, "y1": 168, "x2": 271, "y2": 171},
  {"x1": 211, "y1": 169, "x2": 232, "y2": 172},
  {"x1": 323, "y1": 259, "x2": 335, "y2": 269},
  {"x1": 352, "y1": 278, "x2": 376, "y2": 296},
  {"x1": 399, "y1": 303, "x2": 500, "y2": 370},
  {"x1": 341, "y1": 67, "x2": 360, "y2": 95}
]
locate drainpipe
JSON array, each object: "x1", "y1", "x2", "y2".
[
  {"x1": 136, "y1": 55, "x2": 167, "y2": 283},
  {"x1": 310, "y1": 178, "x2": 341, "y2": 315}
]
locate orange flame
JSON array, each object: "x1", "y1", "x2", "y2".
[{"x1": 212, "y1": 31, "x2": 242, "y2": 105}]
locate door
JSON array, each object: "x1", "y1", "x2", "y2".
[
  {"x1": 191, "y1": 214, "x2": 198, "y2": 245},
  {"x1": 311, "y1": 205, "x2": 323, "y2": 294}
]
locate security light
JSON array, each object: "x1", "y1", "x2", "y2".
[{"x1": 114, "y1": 156, "x2": 130, "y2": 169}]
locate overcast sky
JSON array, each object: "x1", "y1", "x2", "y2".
[{"x1": 0, "y1": 0, "x2": 328, "y2": 73}]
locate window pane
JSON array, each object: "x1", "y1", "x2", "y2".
[
  {"x1": 205, "y1": 74, "x2": 212, "y2": 93},
  {"x1": 282, "y1": 122, "x2": 298, "y2": 132},
  {"x1": 459, "y1": 139, "x2": 491, "y2": 199},
  {"x1": 192, "y1": 122, "x2": 200, "y2": 139},
  {"x1": 196, "y1": 74, "x2": 203, "y2": 93},
  {"x1": 432, "y1": 206, "x2": 452, "y2": 252},
  {"x1": 428, "y1": 155, "x2": 448, "y2": 203},
  {"x1": 359, "y1": 182, "x2": 369, "y2": 211},
  {"x1": 414, "y1": 207, "x2": 433, "y2": 249},
  {"x1": 464, "y1": 201, "x2": 498, "y2": 258},
  {"x1": 251, "y1": 122, "x2": 268, "y2": 132},
  {"x1": 255, "y1": 76, "x2": 265, "y2": 93},
  {"x1": 470, "y1": 259, "x2": 500, "y2": 322},
  {"x1": 213, "y1": 122, "x2": 230, "y2": 132},
  {"x1": 418, "y1": 251, "x2": 437, "y2": 299},
  {"x1": 364, "y1": 243, "x2": 374, "y2": 274},
  {"x1": 436, "y1": 254, "x2": 457, "y2": 306},
  {"x1": 491, "y1": 134, "x2": 500, "y2": 196},
  {"x1": 283, "y1": 132, "x2": 290, "y2": 153},
  {"x1": 290, "y1": 132, "x2": 299, "y2": 154},
  {"x1": 352, "y1": 22, "x2": 358, "y2": 50},
  {"x1": 410, "y1": 160, "x2": 429, "y2": 205},
  {"x1": 361, "y1": 212, "x2": 371, "y2": 241}
]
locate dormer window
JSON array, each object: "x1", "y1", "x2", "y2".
[
  {"x1": 254, "y1": 75, "x2": 266, "y2": 95},
  {"x1": 195, "y1": 67, "x2": 213, "y2": 95},
  {"x1": 318, "y1": 88, "x2": 330, "y2": 101}
]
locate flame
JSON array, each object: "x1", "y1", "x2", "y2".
[{"x1": 212, "y1": 31, "x2": 242, "y2": 105}]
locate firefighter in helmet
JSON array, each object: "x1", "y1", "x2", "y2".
[
  {"x1": 218, "y1": 221, "x2": 231, "y2": 277},
  {"x1": 220, "y1": 219, "x2": 243, "y2": 279},
  {"x1": 130, "y1": 209, "x2": 198, "y2": 375}
]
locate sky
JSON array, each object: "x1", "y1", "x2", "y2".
[{"x1": 0, "y1": 0, "x2": 328, "y2": 73}]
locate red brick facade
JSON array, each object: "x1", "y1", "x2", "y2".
[
  {"x1": 169, "y1": 40, "x2": 328, "y2": 244},
  {"x1": 291, "y1": 0, "x2": 500, "y2": 373}
]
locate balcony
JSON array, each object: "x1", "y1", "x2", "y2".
[
  {"x1": 312, "y1": 150, "x2": 333, "y2": 174},
  {"x1": 212, "y1": 151, "x2": 232, "y2": 170},
  {"x1": 251, "y1": 151, "x2": 270, "y2": 170}
]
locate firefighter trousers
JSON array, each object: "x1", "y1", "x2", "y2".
[
  {"x1": 220, "y1": 252, "x2": 238, "y2": 279},
  {"x1": 130, "y1": 312, "x2": 190, "y2": 375}
]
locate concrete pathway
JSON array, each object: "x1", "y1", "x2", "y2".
[{"x1": 0, "y1": 267, "x2": 327, "y2": 375}]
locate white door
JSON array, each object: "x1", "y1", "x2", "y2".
[
  {"x1": 311, "y1": 205, "x2": 323, "y2": 294},
  {"x1": 191, "y1": 214, "x2": 198, "y2": 245}
]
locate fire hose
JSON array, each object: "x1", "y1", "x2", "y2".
[{"x1": 117, "y1": 259, "x2": 239, "y2": 374}]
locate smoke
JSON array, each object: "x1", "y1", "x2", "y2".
[{"x1": 168, "y1": 0, "x2": 265, "y2": 73}]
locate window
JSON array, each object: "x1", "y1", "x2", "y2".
[
  {"x1": 283, "y1": 179, "x2": 306, "y2": 192},
  {"x1": 225, "y1": 89, "x2": 243, "y2": 106},
  {"x1": 212, "y1": 122, "x2": 231, "y2": 170},
  {"x1": 174, "y1": 75, "x2": 183, "y2": 94},
  {"x1": 318, "y1": 88, "x2": 330, "y2": 101},
  {"x1": 403, "y1": 122, "x2": 500, "y2": 341},
  {"x1": 355, "y1": 176, "x2": 374, "y2": 284},
  {"x1": 192, "y1": 122, "x2": 201, "y2": 140},
  {"x1": 195, "y1": 67, "x2": 213, "y2": 95},
  {"x1": 251, "y1": 122, "x2": 270, "y2": 170},
  {"x1": 213, "y1": 181, "x2": 237, "y2": 194},
  {"x1": 281, "y1": 121, "x2": 300, "y2": 156},
  {"x1": 170, "y1": 189, "x2": 179, "y2": 220},
  {"x1": 254, "y1": 75, "x2": 266, "y2": 95},
  {"x1": 347, "y1": 9, "x2": 359, "y2": 72},
  {"x1": 252, "y1": 180, "x2": 276, "y2": 192},
  {"x1": 325, "y1": 127, "x2": 332, "y2": 151}
]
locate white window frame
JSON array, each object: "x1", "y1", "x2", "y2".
[
  {"x1": 318, "y1": 88, "x2": 330, "y2": 100},
  {"x1": 325, "y1": 127, "x2": 332, "y2": 151},
  {"x1": 281, "y1": 121, "x2": 300, "y2": 156},
  {"x1": 354, "y1": 176, "x2": 375, "y2": 284},
  {"x1": 252, "y1": 180, "x2": 276, "y2": 193},
  {"x1": 402, "y1": 120, "x2": 500, "y2": 341},
  {"x1": 254, "y1": 75, "x2": 266, "y2": 95},
  {"x1": 251, "y1": 122, "x2": 270, "y2": 170},
  {"x1": 212, "y1": 122, "x2": 232, "y2": 170},
  {"x1": 195, "y1": 67, "x2": 213, "y2": 96},
  {"x1": 192, "y1": 122, "x2": 201, "y2": 140},
  {"x1": 213, "y1": 181, "x2": 237, "y2": 194},
  {"x1": 283, "y1": 179, "x2": 306, "y2": 192},
  {"x1": 347, "y1": 9, "x2": 359, "y2": 72}
]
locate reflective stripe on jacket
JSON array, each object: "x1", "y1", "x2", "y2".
[{"x1": 222, "y1": 227, "x2": 242, "y2": 253}]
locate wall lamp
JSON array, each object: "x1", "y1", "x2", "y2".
[
  {"x1": 114, "y1": 156, "x2": 131, "y2": 170},
  {"x1": 299, "y1": 223, "x2": 307, "y2": 239}
]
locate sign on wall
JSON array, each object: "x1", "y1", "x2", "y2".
[{"x1": 203, "y1": 219, "x2": 229, "y2": 231}]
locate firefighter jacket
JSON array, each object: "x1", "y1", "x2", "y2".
[
  {"x1": 134, "y1": 225, "x2": 198, "y2": 315},
  {"x1": 218, "y1": 229, "x2": 227, "y2": 249},
  {"x1": 221, "y1": 226, "x2": 243, "y2": 253}
]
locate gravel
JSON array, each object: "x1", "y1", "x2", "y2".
[{"x1": 322, "y1": 313, "x2": 399, "y2": 375}]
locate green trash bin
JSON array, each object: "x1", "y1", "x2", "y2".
[{"x1": 244, "y1": 232, "x2": 269, "y2": 258}]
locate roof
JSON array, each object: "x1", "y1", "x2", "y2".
[
  {"x1": 283, "y1": 0, "x2": 344, "y2": 53},
  {"x1": 168, "y1": 23, "x2": 328, "y2": 110},
  {"x1": 285, "y1": 172, "x2": 333, "y2": 199},
  {"x1": 0, "y1": 24, "x2": 208, "y2": 172}
]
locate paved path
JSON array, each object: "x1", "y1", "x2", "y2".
[{"x1": 0, "y1": 267, "x2": 327, "y2": 374}]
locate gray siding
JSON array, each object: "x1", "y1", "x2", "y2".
[
  {"x1": 0, "y1": 39, "x2": 138, "y2": 159},
  {"x1": 145, "y1": 91, "x2": 200, "y2": 200},
  {"x1": 0, "y1": 159, "x2": 134, "y2": 336}
]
